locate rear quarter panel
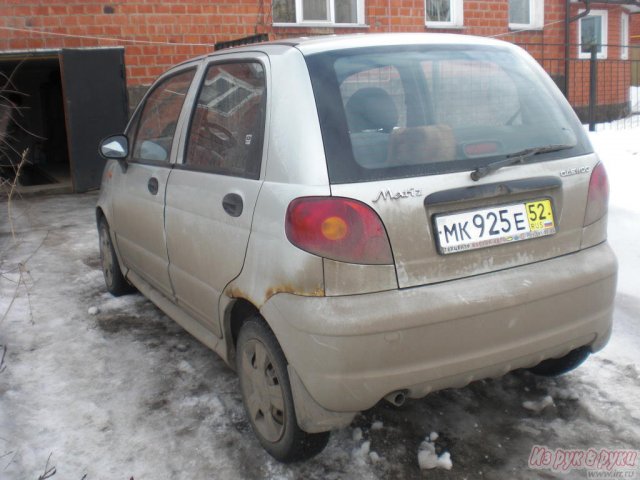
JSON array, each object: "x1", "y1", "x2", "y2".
[{"x1": 225, "y1": 46, "x2": 330, "y2": 308}]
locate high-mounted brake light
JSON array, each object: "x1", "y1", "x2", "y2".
[
  {"x1": 285, "y1": 197, "x2": 393, "y2": 265},
  {"x1": 584, "y1": 162, "x2": 609, "y2": 226}
]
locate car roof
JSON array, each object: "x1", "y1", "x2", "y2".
[
  {"x1": 174, "y1": 33, "x2": 512, "y2": 68},
  {"x1": 270, "y1": 32, "x2": 509, "y2": 55}
]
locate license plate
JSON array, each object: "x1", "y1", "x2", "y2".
[{"x1": 434, "y1": 199, "x2": 555, "y2": 254}]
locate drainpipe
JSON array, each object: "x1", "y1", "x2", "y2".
[{"x1": 564, "y1": 0, "x2": 592, "y2": 96}]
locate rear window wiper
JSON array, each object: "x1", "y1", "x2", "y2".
[{"x1": 470, "y1": 144, "x2": 575, "y2": 181}]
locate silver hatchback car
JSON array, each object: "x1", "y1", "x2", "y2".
[{"x1": 97, "y1": 33, "x2": 617, "y2": 461}]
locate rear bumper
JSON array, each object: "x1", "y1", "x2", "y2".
[{"x1": 261, "y1": 242, "x2": 617, "y2": 413}]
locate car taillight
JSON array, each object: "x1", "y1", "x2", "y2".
[
  {"x1": 584, "y1": 162, "x2": 609, "y2": 226},
  {"x1": 285, "y1": 197, "x2": 393, "y2": 265}
]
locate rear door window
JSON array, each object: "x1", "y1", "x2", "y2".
[
  {"x1": 306, "y1": 45, "x2": 591, "y2": 184},
  {"x1": 184, "y1": 62, "x2": 266, "y2": 179}
]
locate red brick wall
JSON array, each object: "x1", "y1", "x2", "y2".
[
  {"x1": 0, "y1": 0, "x2": 634, "y2": 111},
  {"x1": 0, "y1": 1, "x2": 269, "y2": 86},
  {"x1": 0, "y1": 0, "x2": 570, "y2": 87}
]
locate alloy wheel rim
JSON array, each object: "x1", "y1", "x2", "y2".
[{"x1": 241, "y1": 338, "x2": 286, "y2": 443}]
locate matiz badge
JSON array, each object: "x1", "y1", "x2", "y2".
[{"x1": 373, "y1": 188, "x2": 422, "y2": 203}]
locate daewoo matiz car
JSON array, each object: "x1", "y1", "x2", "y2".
[{"x1": 97, "y1": 33, "x2": 617, "y2": 461}]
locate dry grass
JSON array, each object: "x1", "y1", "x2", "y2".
[{"x1": 2, "y1": 148, "x2": 29, "y2": 242}]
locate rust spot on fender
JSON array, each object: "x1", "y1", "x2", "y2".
[
  {"x1": 265, "y1": 284, "x2": 324, "y2": 301},
  {"x1": 227, "y1": 287, "x2": 246, "y2": 299},
  {"x1": 225, "y1": 286, "x2": 259, "y2": 306},
  {"x1": 226, "y1": 284, "x2": 324, "y2": 307}
]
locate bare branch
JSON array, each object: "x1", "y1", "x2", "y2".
[
  {"x1": 6, "y1": 148, "x2": 29, "y2": 242},
  {"x1": 0, "y1": 451, "x2": 14, "y2": 460},
  {"x1": 2, "y1": 449, "x2": 18, "y2": 472},
  {"x1": 37, "y1": 453, "x2": 56, "y2": 480},
  {"x1": 0, "y1": 225, "x2": 47, "y2": 327}
]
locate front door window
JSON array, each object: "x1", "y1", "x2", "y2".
[{"x1": 131, "y1": 69, "x2": 196, "y2": 163}]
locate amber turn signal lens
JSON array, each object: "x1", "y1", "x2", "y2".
[{"x1": 321, "y1": 216, "x2": 348, "y2": 240}]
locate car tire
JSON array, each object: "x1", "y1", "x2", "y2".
[
  {"x1": 236, "y1": 317, "x2": 330, "y2": 462},
  {"x1": 98, "y1": 218, "x2": 135, "y2": 297},
  {"x1": 528, "y1": 346, "x2": 591, "y2": 377}
]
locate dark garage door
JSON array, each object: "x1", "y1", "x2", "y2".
[{"x1": 60, "y1": 48, "x2": 128, "y2": 192}]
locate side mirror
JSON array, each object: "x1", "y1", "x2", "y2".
[{"x1": 100, "y1": 134, "x2": 129, "y2": 160}]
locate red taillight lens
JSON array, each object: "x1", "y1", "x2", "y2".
[
  {"x1": 584, "y1": 162, "x2": 610, "y2": 226},
  {"x1": 285, "y1": 197, "x2": 393, "y2": 265}
]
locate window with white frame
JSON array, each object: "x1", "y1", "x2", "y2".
[
  {"x1": 273, "y1": 0, "x2": 365, "y2": 25},
  {"x1": 425, "y1": 0, "x2": 464, "y2": 28},
  {"x1": 578, "y1": 10, "x2": 608, "y2": 59},
  {"x1": 621, "y1": 13, "x2": 629, "y2": 60},
  {"x1": 508, "y1": 0, "x2": 544, "y2": 30}
]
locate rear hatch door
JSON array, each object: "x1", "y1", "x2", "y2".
[{"x1": 306, "y1": 40, "x2": 595, "y2": 288}]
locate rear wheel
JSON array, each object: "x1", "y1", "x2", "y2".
[
  {"x1": 98, "y1": 218, "x2": 135, "y2": 296},
  {"x1": 236, "y1": 317, "x2": 330, "y2": 462},
  {"x1": 528, "y1": 346, "x2": 591, "y2": 377}
]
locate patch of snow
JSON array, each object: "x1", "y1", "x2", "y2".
[
  {"x1": 352, "y1": 427, "x2": 363, "y2": 442},
  {"x1": 437, "y1": 451, "x2": 453, "y2": 469},
  {"x1": 549, "y1": 387, "x2": 579, "y2": 401},
  {"x1": 630, "y1": 86, "x2": 639, "y2": 114},
  {"x1": 371, "y1": 420, "x2": 383, "y2": 431},
  {"x1": 87, "y1": 306, "x2": 99, "y2": 315},
  {"x1": 369, "y1": 451, "x2": 381, "y2": 464},
  {"x1": 352, "y1": 440, "x2": 371, "y2": 467},
  {"x1": 178, "y1": 360, "x2": 195, "y2": 374},
  {"x1": 522, "y1": 395, "x2": 554, "y2": 412},
  {"x1": 359, "y1": 440, "x2": 370, "y2": 456},
  {"x1": 417, "y1": 434, "x2": 452, "y2": 471}
]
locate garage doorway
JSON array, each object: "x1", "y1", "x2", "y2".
[
  {"x1": 0, "y1": 55, "x2": 68, "y2": 189},
  {"x1": 0, "y1": 48, "x2": 128, "y2": 193}
]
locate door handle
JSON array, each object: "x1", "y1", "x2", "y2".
[
  {"x1": 148, "y1": 177, "x2": 159, "y2": 195},
  {"x1": 222, "y1": 193, "x2": 243, "y2": 217}
]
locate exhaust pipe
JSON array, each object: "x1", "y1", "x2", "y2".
[{"x1": 384, "y1": 390, "x2": 407, "y2": 407}]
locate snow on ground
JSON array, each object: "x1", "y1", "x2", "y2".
[{"x1": 0, "y1": 126, "x2": 639, "y2": 479}]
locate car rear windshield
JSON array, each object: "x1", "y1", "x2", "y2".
[{"x1": 305, "y1": 44, "x2": 591, "y2": 184}]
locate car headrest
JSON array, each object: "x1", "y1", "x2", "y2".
[{"x1": 345, "y1": 87, "x2": 399, "y2": 133}]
